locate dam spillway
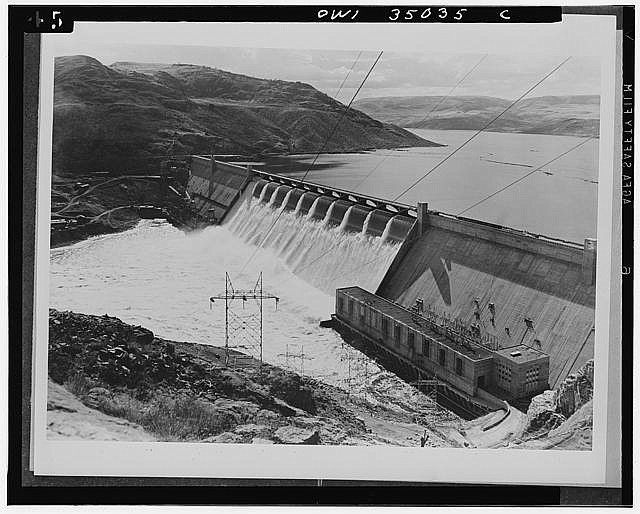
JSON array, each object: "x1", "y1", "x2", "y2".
[
  {"x1": 269, "y1": 185, "x2": 292, "y2": 207},
  {"x1": 226, "y1": 188, "x2": 401, "y2": 295},
  {"x1": 308, "y1": 195, "x2": 335, "y2": 221},
  {"x1": 295, "y1": 192, "x2": 320, "y2": 216},
  {"x1": 341, "y1": 205, "x2": 372, "y2": 233},
  {"x1": 363, "y1": 209, "x2": 395, "y2": 237},
  {"x1": 283, "y1": 188, "x2": 305, "y2": 211},
  {"x1": 186, "y1": 156, "x2": 597, "y2": 391},
  {"x1": 324, "y1": 200, "x2": 353, "y2": 228}
]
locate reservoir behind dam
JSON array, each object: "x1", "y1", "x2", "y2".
[{"x1": 261, "y1": 129, "x2": 599, "y2": 243}]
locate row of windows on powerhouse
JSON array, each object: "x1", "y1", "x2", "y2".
[
  {"x1": 338, "y1": 299, "x2": 546, "y2": 393},
  {"x1": 338, "y1": 299, "x2": 468, "y2": 377},
  {"x1": 340, "y1": 298, "x2": 418, "y2": 337}
]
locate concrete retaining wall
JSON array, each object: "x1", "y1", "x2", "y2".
[
  {"x1": 428, "y1": 212, "x2": 584, "y2": 265},
  {"x1": 187, "y1": 156, "x2": 251, "y2": 221}
]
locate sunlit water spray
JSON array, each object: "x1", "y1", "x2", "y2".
[
  {"x1": 49, "y1": 215, "x2": 434, "y2": 415},
  {"x1": 226, "y1": 192, "x2": 400, "y2": 295}
]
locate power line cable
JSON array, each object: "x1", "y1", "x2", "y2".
[
  {"x1": 351, "y1": 53, "x2": 488, "y2": 192},
  {"x1": 392, "y1": 56, "x2": 572, "y2": 202},
  {"x1": 244, "y1": 55, "x2": 573, "y2": 279},
  {"x1": 322, "y1": 137, "x2": 594, "y2": 287},
  {"x1": 241, "y1": 51, "x2": 384, "y2": 271},
  {"x1": 332, "y1": 50, "x2": 363, "y2": 101},
  {"x1": 283, "y1": 51, "x2": 362, "y2": 176},
  {"x1": 298, "y1": 51, "x2": 383, "y2": 183},
  {"x1": 413, "y1": 54, "x2": 489, "y2": 129},
  {"x1": 291, "y1": 55, "x2": 501, "y2": 275},
  {"x1": 457, "y1": 136, "x2": 594, "y2": 216}
]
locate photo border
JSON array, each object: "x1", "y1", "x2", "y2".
[{"x1": 8, "y1": 4, "x2": 632, "y2": 506}]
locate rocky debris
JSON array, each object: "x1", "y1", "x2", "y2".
[
  {"x1": 203, "y1": 432, "x2": 243, "y2": 444},
  {"x1": 48, "y1": 380, "x2": 83, "y2": 413},
  {"x1": 264, "y1": 371, "x2": 316, "y2": 414},
  {"x1": 234, "y1": 424, "x2": 270, "y2": 438},
  {"x1": 48, "y1": 310, "x2": 184, "y2": 389},
  {"x1": 211, "y1": 399, "x2": 260, "y2": 425},
  {"x1": 519, "y1": 360, "x2": 594, "y2": 445},
  {"x1": 83, "y1": 387, "x2": 112, "y2": 409},
  {"x1": 47, "y1": 380, "x2": 155, "y2": 441},
  {"x1": 255, "y1": 409, "x2": 279, "y2": 423},
  {"x1": 47, "y1": 310, "x2": 460, "y2": 446},
  {"x1": 509, "y1": 400, "x2": 593, "y2": 451},
  {"x1": 524, "y1": 390, "x2": 565, "y2": 432},
  {"x1": 544, "y1": 400, "x2": 593, "y2": 450},
  {"x1": 274, "y1": 426, "x2": 321, "y2": 445},
  {"x1": 47, "y1": 310, "x2": 391, "y2": 445},
  {"x1": 132, "y1": 326, "x2": 154, "y2": 345},
  {"x1": 555, "y1": 360, "x2": 594, "y2": 418}
]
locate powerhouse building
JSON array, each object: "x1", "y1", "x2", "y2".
[{"x1": 334, "y1": 286, "x2": 550, "y2": 406}]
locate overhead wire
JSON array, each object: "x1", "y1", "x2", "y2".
[
  {"x1": 392, "y1": 56, "x2": 572, "y2": 202},
  {"x1": 457, "y1": 136, "x2": 595, "y2": 216},
  {"x1": 243, "y1": 55, "x2": 577, "y2": 284},
  {"x1": 350, "y1": 54, "x2": 488, "y2": 193},
  {"x1": 322, "y1": 137, "x2": 594, "y2": 287},
  {"x1": 284, "y1": 51, "x2": 362, "y2": 176},
  {"x1": 291, "y1": 56, "x2": 490, "y2": 276},
  {"x1": 291, "y1": 54, "x2": 568, "y2": 276},
  {"x1": 240, "y1": 50, "x2": 383, "y2": 271},
  {"x1": 332, "y1": 50, "x2": 363, "y2": 101},
  {"x1": 297, "y1": 51, "x2": 383, "y2": 183}
]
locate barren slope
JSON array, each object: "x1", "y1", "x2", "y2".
[{"x1": 53, "y1": 56, "x2": 439, "y2": 176}]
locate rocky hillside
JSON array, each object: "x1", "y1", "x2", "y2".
[
  {"x1": 53, "y1": 55, "x2": 439, "y2": 175},
  {"x1": 352, "y1": 95, "x2": 600, "y2": 137},
  {"x1": 509, "y1": 359, "x2": 594, "y2": 450},
  {"x1": 47, "y1": 310, "x2": 457, "y2": 446},
  {"x1": 46, "y1": 307, "x2": 594, "y2": 450},
  {"x1": 48, "y1": 379, "x2": 156, "y2": 441}
]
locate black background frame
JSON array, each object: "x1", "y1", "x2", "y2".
[{"x1": 8, "y1": 4, "x2": 633, "y2": 506}]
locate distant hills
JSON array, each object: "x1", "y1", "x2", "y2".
[
  {"x1": 352, "y1": 95, "x2": 600, "y2": 137},
  {"x1": 52, "y1": 56, "x2": 439, "y2": 175}
]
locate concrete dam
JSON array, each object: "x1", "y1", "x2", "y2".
[{"x1": 186, "y1": 155, "x2": 596, "y2": 409}]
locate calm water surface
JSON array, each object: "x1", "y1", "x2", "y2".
[{"x1": 261, "y1": 129, "x2": 599, "y2": 242}]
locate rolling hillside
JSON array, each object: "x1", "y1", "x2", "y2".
[
  {"x1": 53, "y1": 56, "x2": 439, "y2": 175},
  {"x1": 352, "y1": 95, "x2": 600, "y2": 137}
]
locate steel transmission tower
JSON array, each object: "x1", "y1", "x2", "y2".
[{"x1": 210, "y1": 272, "x2": 279, "y2": 366}]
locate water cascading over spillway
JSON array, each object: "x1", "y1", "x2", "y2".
[
  {"x1": 226, "y1": 186, "x2": 403, "y2": 295},
  {"x1": 382, "y1": 215, "x2": 414, "y2": 243},
  {"x1": 282, "y1": 188, "x2": 305, "y2": 211},
  {"x1": 269, "y1": 185, "x2": 291, "y2": 207},
  {"x1": 341, "y1": 205, "x2": 372, "y2": 233},
  {"x1": 362, "y1": 209, "x2": 392, "y2": 237},
  {"x1": 294, "y1": 192, "x2": 319, "y2": 216}
]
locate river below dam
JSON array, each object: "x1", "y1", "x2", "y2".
[
  {"x1": 49, "y1": 212, "x2": 441, "y2": 417},
  {"x1": 261, "y1": 129, "x2": 599, "y2": 243}
]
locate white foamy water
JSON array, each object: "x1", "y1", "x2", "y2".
[
  {"x1": 226, "y1": 192, "x2": 400, "y2": 294},
  {"x1": 49, "y1": 210, "x2": 430, "y2": 414}
]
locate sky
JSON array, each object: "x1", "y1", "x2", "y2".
[{"x1": 50, "y1": 38, "x2": 601, "y2": 103}]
